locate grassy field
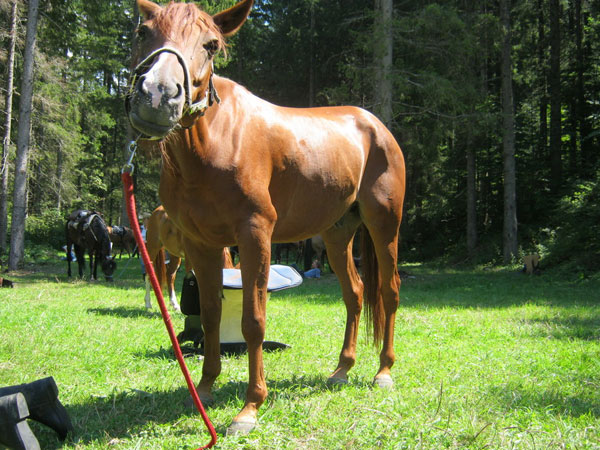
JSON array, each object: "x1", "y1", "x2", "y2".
[{"x1": 1, "y1": 256, "x2": 599, "y2": 449}]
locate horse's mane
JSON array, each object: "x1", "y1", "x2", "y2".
[{"x1": 155, "y1": 2, "x2": 226, "y2": 56}]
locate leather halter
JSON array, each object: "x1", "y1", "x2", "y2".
[{"x1": 125, "y1": 46, "x2": 220, "y2": 138}]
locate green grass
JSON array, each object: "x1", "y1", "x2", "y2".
[{"x1": 1, "y1": 257, "x2": 600, "y2": 449}]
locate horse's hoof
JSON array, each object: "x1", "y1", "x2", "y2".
[
  {"x1": 373, "y1": 374, "x2": 394, "y2": 389},
  {"x1": 326, "y1": 376, "x2": 348, "y2": 387},
  {"x1": 226, "y1": 420, "x2": 256, "y2": 436}
]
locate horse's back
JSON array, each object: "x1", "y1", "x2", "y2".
[{"x1": 215, "y1": 79, "x2": 405, "y2": 236}]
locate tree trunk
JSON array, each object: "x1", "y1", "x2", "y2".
[
  {"x1": 309, "y1": 1, "x2": 315, "y2": 107},
  {"x1": 374, "y1": 0, "x2": 393, "y2": 129},
  {"x1": 466, "y1": 144, "x2": 477, "y2": 259},
  {"x1": 1, "y1": 0, "x2": 18, "y2": 258},
  {"x1": 120, "y1": 2, "x2": 141, "y2": 228},
  {"x1": 56, "y1": 145, "x2": 63, "y2": 210},
  {"x1": 8, "y1": 0, "x2": 40, "y2": 270},
  {"x1": 549, "y1": 0, "x2": 562, "y2": 195},
  {"x1": 537, "y1": 1, "x2": 548, "y2": 172},
  {"x1": 500, "y1": 0, "x2": 518, "y2": 263},
  {"x1": 573, "y1": 0, "x2": 592, "y2": 175}
]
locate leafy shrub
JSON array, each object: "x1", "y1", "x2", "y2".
[
  {"x1": 25, "y1": 210, "x2": 65, "y2": 250},
  {"x1": 544, "y1": 174, "x2": 600, "y2": 274}
]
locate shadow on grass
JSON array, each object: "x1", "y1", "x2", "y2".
[
  {"x1": 521, "y1": 316, "x2": 600, "y2": 340},
  {"x1": 36, "y1": 386, "x2": 202, "y2": 448},
  {"x1": 139, "y1": 343, "x2": 291, "y2": 360},
  {"x1": 401, "y1": 269, "x2": 600, "y2": 310},
  {"x1": 35, "y1": 375, "x2": 345, "y2": 448},
  {"x1": 489, "y1": 383, "x2": 600, "y2": 418},
  {"x1": 87, "y1": 306, "x2": 163, "y2": 319}
]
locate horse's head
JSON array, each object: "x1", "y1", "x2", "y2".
[
  {"x1": 102, "y1": 256, "x2": 117, "y2": 281},
  {"x1": 127, "y1": 0, "x2": 253, "y2": 139}
]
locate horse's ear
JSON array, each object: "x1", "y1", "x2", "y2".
[
  {"x1": 137, "y1": 0, "x2": 161, "y2": 20},
  {"x1": 212, "y1": 0, "x2": 253, "y2": 37}
]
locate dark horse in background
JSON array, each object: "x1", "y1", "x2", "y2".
[{"x1": 65, "y1": 210, "x2": 116, "y2": 281}]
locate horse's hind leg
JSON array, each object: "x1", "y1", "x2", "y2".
[
  {"x1": 321, "y1": 213, "x2": 363, "y2": 384},
  {"x1": 363, "y1": 217, "x2": 402, "y2": 388}
]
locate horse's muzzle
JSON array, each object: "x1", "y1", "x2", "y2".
[{"x1": 128, "y1": 89, "x2": 182, "y2": 139}]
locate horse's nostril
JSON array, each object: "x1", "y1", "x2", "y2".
[
  {"x1": 137, "y1": 75, "x2": 148, "y2": 95},
  {"x1": 175, "y1": 83, "x2": 183, "y2": 99}
]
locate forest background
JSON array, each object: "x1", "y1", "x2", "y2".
[{"x1": 0, "y1": 0, "x2": 599, "y2": 275}]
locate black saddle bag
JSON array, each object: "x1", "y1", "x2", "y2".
[{"x1": 180, "y1": 273, "x2": 201, "y2": 316}]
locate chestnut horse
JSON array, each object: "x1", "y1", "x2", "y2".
[
  {"x1": 143, "y1": 205, "x2": 188, "y2": 312},
  {"x1": 107, "y1": 225, "x2": 136, "y2": 258},
  {"x1": 127, "y1": 0, "x2": 405, "y2": 435},
  {"x1": 144, "y1": 205, "x2": 235, "y2": 312}
]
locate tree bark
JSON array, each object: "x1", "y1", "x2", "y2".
[
  {"x1": 466, "y1": 144, "x2": 477, "y2": 259},
  {"x1": 309, "y1": 1, "x2": 315, "y2": 107},
  {"x1": 549, "y1": 0, "x2": 562, "y2": 195},
  {"x1": 500, "y1": 0, "x2": 518, "y2": 263},
  {"x1": 573, "y1": 0, "x2": 592, "y2": 175},
  {"x1": 374, "y1": 0, "x2": 393, "y2": 129},
  {"x1": 537, "y1": 1, "x2": 548, "y2": 170},
  {"x1": 120, "y1": 2, "x2": 141, "y2": 228},
  {"x1": 1, "y1": 0, "x2": 18, "y2": 258},
  {"x1": 9, "y1": 0, "x2": 40, "y2": 270}
]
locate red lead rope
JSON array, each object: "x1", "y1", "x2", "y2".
[{"x1": 121, "y1": 170, "x2": 218, "y2": 449}]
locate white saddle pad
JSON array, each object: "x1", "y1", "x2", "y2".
[{"x1": 222, "y1": 265, "x2": 303, "y2": 292}]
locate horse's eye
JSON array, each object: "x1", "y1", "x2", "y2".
[
  {"x1": 204, "y1": 39, "x2": 219, "y2": 57},
  {"x1": 137, "y1": 25, "x2": 150, "y2": 40}
]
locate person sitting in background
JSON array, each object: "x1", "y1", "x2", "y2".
[
  {"x1": 61, "y1": 245, "x2": 76, "y2": 262},
  {"x1": 303, "y1": 259, "x2": 321, "y2": 279}
]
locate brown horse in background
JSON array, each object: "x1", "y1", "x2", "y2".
[
  {"x1": 143, "y1": 205, "x2": 187, "y2": 311},
  {"x1": 107, "y1": 225, "x2": 136, "y2": 258},
  {"x1": 127, "y1": 0, "x2": 405, "y2": 435},
  {"x1": 143, "y1": 206, "x2": 234, "y2": 312}
]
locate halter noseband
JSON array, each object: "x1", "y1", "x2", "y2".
[{"x1": 125, "y1": 46, "x2": 220, "y2": 138}]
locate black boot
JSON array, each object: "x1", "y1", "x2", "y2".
[
  {"x1": 0, "y1": 393, "x2": 40, "y2": 450},
  {"x1": 0, "y1": 377, "x2": 73, "y2": 441}
]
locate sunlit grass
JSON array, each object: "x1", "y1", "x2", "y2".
[{"x1": 1, "y1": 258, "x2": 599, "y2": 448}]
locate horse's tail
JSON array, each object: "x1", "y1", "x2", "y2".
[
  {"x1": 361, "y1": 224, "x2": 384, "y2": 348},
  {"x1": 154, "y1": 248, "x2": 168, "y2": 290},
  {"x1": 223, "y1": 247, "x2": 235, "y2": 269}
]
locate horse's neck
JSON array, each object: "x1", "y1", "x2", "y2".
[
  {"x1": 92, "y1": 218, "x2": 111, "y2": 256},
  {"x1": 163, "y1": 77, "x2": 252, "y2": 172}
]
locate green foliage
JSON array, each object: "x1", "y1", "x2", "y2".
[
  {"x1": 24, "y1": 209, "x2": 65, "y2": 249},
  {"x1": 3, "y1": 0, "x2": 600, "y2": 271},
  {"x1": 543, "y1": 173, "x2": 600, "y2": 273}
]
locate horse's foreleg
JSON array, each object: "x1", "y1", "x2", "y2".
[
  {"x1": 75, "y1": 246, "x2": 85, "y2": 278},
  {"x1": 166, "y1": 257, "x2": 181, "y2": 312},
  {"x1": 90, "y1": 250, "x2": 97, "y2": 281},
  {"x1": 229, "y1": 217, "x2": 274, "y2": 435},
  {"x1": 321, "y1": 224, "x2": 363, "y2": 385},
  {"x1": 66, "y1": 241, "x2": 72, "y2": 277},
  {"x1": 184, "y1": 244, "x2": 224, "y2": 406},
  {"x1": 144, "y1": 276, "x2": 152, "y2": 309}
]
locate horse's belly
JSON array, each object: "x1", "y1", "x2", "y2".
[{"x1": 271, "y1": 184, "x2": 357, "y2": 241}]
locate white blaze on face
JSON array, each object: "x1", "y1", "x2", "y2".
[{"x1": 141, "y1": 53, "x2": 184, "y2": 109}]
